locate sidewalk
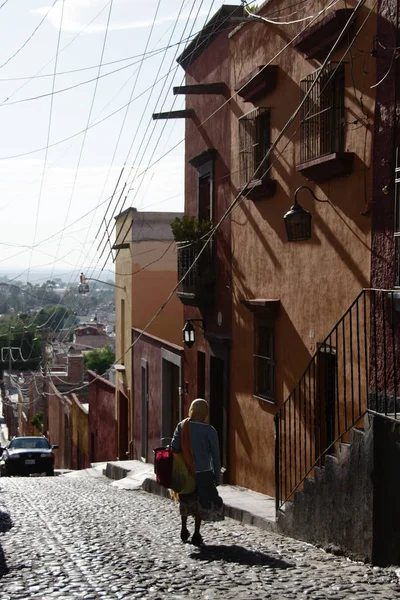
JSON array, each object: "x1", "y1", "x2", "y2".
[{"x1": 100, "y1": 459, "x2": 277, "y2": 533}]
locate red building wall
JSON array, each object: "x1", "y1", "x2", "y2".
[
  {"x1": 132, "y1": 330, "x2": 183, "y2": 461},
  {"x1": 88, "y1": 371, "x2": 118, "y2": 462},
  {"x1": 46, "y1": 381, "x2": 71, "y2": 470},
  {"x1": 71, "y1": 394, "x2": 90, "y2": 470},
  {"x1": 180, "y1": 18, "x2": 234, "y2": 415}
]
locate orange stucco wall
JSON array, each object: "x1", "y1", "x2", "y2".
[
  {"x1": 228, "y1": 0, "x2": 376, "y2": 494},
  {"x1": 131, "y1": 241, "x2": 183, "y2": 347}
]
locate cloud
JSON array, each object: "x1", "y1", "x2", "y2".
[{"x1": 31, "y1": 0, "x2": 212, "y2": 34}]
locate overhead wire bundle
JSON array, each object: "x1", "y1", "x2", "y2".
[
  {"x1": 40, "y1": 0, "x2": 375, "y2": 397},
  {"x1": 0, "y1": 0, "x2": 376, "y2": 396}
]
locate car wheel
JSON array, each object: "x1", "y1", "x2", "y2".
[{"x1": 46, "y1": 469, "x2": 54, "y2": 477}]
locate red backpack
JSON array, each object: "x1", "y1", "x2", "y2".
[{"x1": 153, "y1": 446, "x2": 174, "y2": 488}]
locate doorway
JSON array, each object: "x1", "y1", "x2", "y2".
[
  {"x1": 118, "y1": 390, "x2": 129, "y2": 460},
  {"x1": 208, "y1": 344, "x2": 229, "y2": 479},
  {"x1": 140, "y1": 359, "x2": 148, "y2": 461},
  {"x1": 161, "y1": 355, "x2": 181, "y2": 443}
]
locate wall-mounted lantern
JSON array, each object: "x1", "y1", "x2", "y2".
[
  {"x1": 283, "y1": 186, "x2": 328, "y2": 242},
  {"x1": 183, "y1": 319, "x2": 205, "y2": 348}
]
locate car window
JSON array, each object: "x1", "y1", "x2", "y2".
[{"x1": 9, "y1": 438, "x2": 51, "y2": 450}]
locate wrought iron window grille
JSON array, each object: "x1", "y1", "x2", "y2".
[
  {"x1": 239, "y1": 107, "x2": 271, "y2": 188},
  {"x1": 299, "y1": 63, "x2": 345, "y2": 164}
]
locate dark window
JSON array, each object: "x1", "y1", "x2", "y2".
[
  {"x1": 254, "y1": 319, "x2": 275, "y2": 402},
  {"x1": 189, "y1": 150, "x2": 216, "y2": 223},
  {"x1": 197, "y1": 351, "x2": 206, "y2": 398},
  {"x1": 198, "y1": 174, "x2": 212, "y2": 224},
  {"x1": 239, "y1": 107, "x2": 271, "y2": 187},
  {"x1": 395, "y1": 147, "x2": 400, "y2": 286},
  {"x1": 300, "y1": 63, "x2": 345, "y2": 163}
]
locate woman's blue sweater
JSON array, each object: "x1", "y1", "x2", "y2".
[{"x1": 171, "y1": 421, "x2": 221, "y2": 485}]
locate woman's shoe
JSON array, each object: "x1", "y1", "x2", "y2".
[
  {"x1": 180, "y1": 528, "x2": 190, "y2": 542},
  {"x1": 191, "y1": 532, "x2": 203, "y2": 546}
]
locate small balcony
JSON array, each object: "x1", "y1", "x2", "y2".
[{"x1": 176, "y1": 241, "x2": 214, "y2": 306}]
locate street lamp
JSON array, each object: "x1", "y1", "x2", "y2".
[
  {"x1": 78, "y1": 274, "x2": 126, "y2": 294},
  {"x1": 283, "y1": 186, "x2": 328, "y2": 242},
  {"x1": 182, "y1": 319, "x2": 205, "y2": 348}
]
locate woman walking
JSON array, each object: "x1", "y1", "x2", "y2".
[{"x1": 171, "y1": 398, "x2": 224, "y2": 546}]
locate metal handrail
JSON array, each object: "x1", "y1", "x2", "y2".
[{"x1": 275, "y1": 289, "x2": 400, "y2": 509}]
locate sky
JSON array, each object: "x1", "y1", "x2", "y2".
[{"x1": 0, "y1": 0, "x2": 227, "y2": 283}]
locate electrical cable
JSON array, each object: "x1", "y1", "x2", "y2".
[
  {"x1": 49, "y1": 0, "x2": 115, "y2": 284},
  {"x1": 53, "y1": 0, "x2": 171, "y2": 336},
  {"x1": 2, "y1": 0, "x2": 112, "y2": 106},
  {"x1": 99, "y1": 0, "x2": 210, "y2": 259},
  {"x1": 1, "y1": 0, "x2": 374, "y2": 384},
  {"x1": 0, "y1": 0, "x2": 59, "y2": 71},
  {"x1": 1, "y1": 52, "x2": 180, "y2": 107},
  {"x1": 244, "y1": 3, "x2": 330, "y2": 25},
  {"x1": 92, "y1": 0, "x2": 196, "y2": 262},
  {"x1": 98, "y1": 0, "x2": 231, "y2": 267},
  {"x1": 82, "y1": 0, "x2": 165, "y2": 275},
  {"x1": 106, "y1": 0, "x2": 340, "y2": 267},
  {"x1": 47, "y1": 0, "x2": 371, "y2": 397},
  {"x1": 0, "y1": 30, "x2": 202, "y2": 82},
  {"x1": 27, "y1": 0, "x2": 65, "y2": 285}
]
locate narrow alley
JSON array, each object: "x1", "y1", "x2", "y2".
[{"x1": 0, "y1": 473, "x2": 399, "y2": 600}]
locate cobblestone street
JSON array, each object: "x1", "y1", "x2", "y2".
[{"x1": 0, "y1": 472, "x2": 400, "y2": 600}]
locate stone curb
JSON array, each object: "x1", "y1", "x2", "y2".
[{"x1": 103, "y1": 462, "x2": 277, "y2": 534}]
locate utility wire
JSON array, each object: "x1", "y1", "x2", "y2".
[
  {"x1": 49, "y1": 0, "x2": 359, "y2": 395},
  {"x1": 99, "y1": 0, "x2": 235, "y2": 268},
  {"x1": 3, "y1": 0, "x2": 111, "y2": 106},
  {"x1": 27, "y1": 0, "x2": 65, "y2": 284},
  {"x1": 0, "y1": 30, "x2": 203, "y2": 82},
  {"x1": 0, "y1": 0, "x2": 59, "y2": 71},
  {"x1": 50, "y1": 0, "x2": 115, "y2": 283},
  {"x1": 106, "y1": 0, "x2": 339, "y2": 266},
  {"x1": 30, "y1": 0, "x2": 373, "y2": 398},
  {"x1": 103, "y1": 0, "x2": 209, "y2": 249},
  {"x1": 92, "y1": 0, "x2": 194, "y2": 256}
]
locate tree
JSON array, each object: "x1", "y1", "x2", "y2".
[{"x1": 84, "y1": 347, "x2": 115, "y2": 374}]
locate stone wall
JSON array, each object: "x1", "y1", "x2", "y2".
[{"x1": 277, "y1": 412, "x2": 400, "y2": 566}]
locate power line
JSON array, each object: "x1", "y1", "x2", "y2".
[
  {"x1": 27, "y1": 0, "x2": 65, "y2": 284},
  {"x1": 34, "y1": 0, "x2": 373, "y2": 398},
  {"x1": 0, "y1": 0, "x2": 59, "y2": 71},
  {"x1": 50, "y1": 0, "x2": 115, "y2": 284},
  {"x1": 105, "y1": 0, "x2": 340, "y2": 267},
  {"x1": 2, "y1": 0, "x2": 112, "y2": 106},
  {"x1": 0, "y1": 51, "x2": 175, "y2": 107},
  {"x1": 82, "y1": 0, "x2": 165, "y2": 278},
  {"x1": 98, "y1": 0, "x2": 233, "y2": 268},
  {"x1": 94, "y1": 0, "x2": 198, "y2": 261},
  {"x1": 0, "y1": 31, "x2": 203, "y2": 82}
]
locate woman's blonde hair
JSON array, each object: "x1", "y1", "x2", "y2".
[{"x1": 189, "y1": 398, "x2": 209, "y2": 422}]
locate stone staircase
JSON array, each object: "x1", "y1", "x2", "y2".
[{"x1": 277, "y1": 415, "x2": 373, "y2": 562}]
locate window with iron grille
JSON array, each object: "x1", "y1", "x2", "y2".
[
  {"x1": 239, "y1": 108, "x2": 271, "y2": 188},
  {"x1": 254, "y1": 319, "x2": 275, "y2": 402},
  {"x1": 394, "y1": 148, "x2": 400, "y2": 286},
  {"x1": 300, "y1": 63, "x2": 345, "y2": 164}
]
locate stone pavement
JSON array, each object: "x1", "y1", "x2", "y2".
[
  {"x1": 101, "y1": 459, "x2": 276, "y2": 533},
  {"x1": 1, "y1": 473, "x2": 400, "y2": 600}
]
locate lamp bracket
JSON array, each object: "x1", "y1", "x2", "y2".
[
  {"x1": 294, "y1": 185, "x2": 328, "y2": 206},
  {"x1": 188, "y1": 318, "x2": 205, "y2": 330}
]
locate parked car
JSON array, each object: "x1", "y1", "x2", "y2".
[{"x1": 0, "y1": 436, "x2": 58, "y2": 476}]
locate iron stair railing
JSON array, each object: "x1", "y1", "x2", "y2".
[{"x1": 275, "y1": 289, "x2": 400, "y2": 510}]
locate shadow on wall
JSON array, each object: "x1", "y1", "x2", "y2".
[{"x1": 278, "y1": 305, "x2": 313, "y2": 402}]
